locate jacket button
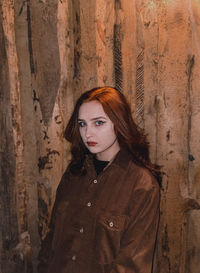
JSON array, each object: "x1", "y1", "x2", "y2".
[
  {"x1": 109, "y1": 221, "x2": 114, "y2": 227},
  {"x1": 72, "y1": 255, "x2": 76, "y2": 261},
  {"x1": 93, "y1": 179, "x2": 97, "y2": 184},
  {"x1": 87, "y1": 202, "x2": 92, "y2": 207},
  {"x1": 80, "y1": 227, "x2": 84, "y2": 233}
]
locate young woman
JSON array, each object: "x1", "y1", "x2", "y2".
[{"x1": 38, "y1": 87, "x2": 161, "y2": 273}]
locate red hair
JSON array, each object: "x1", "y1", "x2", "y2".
[{"x1": 65, "y1": 87, "x2": 161, "y2": 183}]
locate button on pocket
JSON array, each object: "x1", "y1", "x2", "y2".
[
  {"x1": 87, "y1": 202, "x2": 92, "y2": 207},
  {"x1": 94, "y1": 213, "x2": 126, "y2": 264},
  {"x1": 109, "y1": 221, "x2": 114, "y2": 227}
]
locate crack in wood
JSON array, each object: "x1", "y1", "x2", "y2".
[
  {"x1": 32, "y1": 90, "x2": 39, "y2": 102},
  {"x1": 73, "y1": 6, "x2": 81, "y2": 80},
  {"x1": 136, "y1": 49, "x2": 144, "y2": 128},
  {"x1": 19, "y1": 0, "x2": 28, "y2": 16},
  {"x1": 166, "y1": 130, "x2": 170, "y2": 141},
  {"x1": 113, "y1": 23, "x2": 123, "y2": 92},
  {"x1": 186, "y1": 54, "x2": 195, "y2": 195},
  {"x1": 162, "y1": 224, "x2": 171, "y2": 272},
  {"x1": 27, "y1": 1, "x2": 35, "y2": 74}
]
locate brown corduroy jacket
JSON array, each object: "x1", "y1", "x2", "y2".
[{"x1": 38, "y1": 148, "x2": 160, "y2": 273}]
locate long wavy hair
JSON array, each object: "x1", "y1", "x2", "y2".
[{"x1": 64, "y1": 87, "x2": 162, "y2": 184}]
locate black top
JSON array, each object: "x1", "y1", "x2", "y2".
[{"x1": 93, "y1": 156, "x2": 109, "y2": 175}]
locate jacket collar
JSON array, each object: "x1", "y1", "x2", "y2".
[{"x1": 84, "y1": 147, "x2": 132, "y2": 173}]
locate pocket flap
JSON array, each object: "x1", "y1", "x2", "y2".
[{"x1": 98, "y1": 213, "x2": 126, "y2": 231}]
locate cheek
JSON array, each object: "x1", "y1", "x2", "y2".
[
  {"x1": 102, "y1": 125, "x2": 117, "y2": 141},
  {"x1": 109, "y1": 124, "x2": 117, "y2": 138}
]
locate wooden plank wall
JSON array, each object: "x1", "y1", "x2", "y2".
[{"x1": 0, "y1": 0, "x2": 200, "y2": 272}]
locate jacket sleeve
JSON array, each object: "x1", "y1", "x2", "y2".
[
  {"x1": 37, "y1": 170, "x2": 69, "y2": 273},
  {"x1": 110, "y1": 170, "x2": 160, "y2": 273},
  {"x1": 37, "y1": 226, "x2": 54, "y2": 273}
]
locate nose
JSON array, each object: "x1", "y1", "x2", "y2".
[{"x1": 85, "y1": 125, "x2": 93, "y2": 138}]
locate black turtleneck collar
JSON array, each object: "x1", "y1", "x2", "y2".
[{"x1": 93, "y1": 156, "x2": 109, "y2": 175}]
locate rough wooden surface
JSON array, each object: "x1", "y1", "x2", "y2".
[{"x1": 0, "y1": 0, "x2": 200, "y2": 272}]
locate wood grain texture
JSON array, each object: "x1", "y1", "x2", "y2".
[
  {"x1": 155, "y1": 1, "x2": 200, "y2": 273},
  {"x1": 0, "y1": 0, "x2": 200, "y2": 272},
  {"x1": 0, "y1": 5, "x2": 20, "y2": 272},
  {"x1": 1, "y1": 1, "x2": 31, "y2": 272},
  {"x1": 185, "y1": 1, "x2": 200, "y2": 272},
  {"x1": 29, "y1": 0, "x2": 61, "y2": 126},
  {"x1": 95, "y1": 0, "x2": 115, "y2": 87}
]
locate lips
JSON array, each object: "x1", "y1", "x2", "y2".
[{"x1": 87, "y1": 141, "x2": 97, "y2": 147}]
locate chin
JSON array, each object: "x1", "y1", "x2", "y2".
[{"x1": 88, "y1": 147, "x2": 100, "y2": 154}]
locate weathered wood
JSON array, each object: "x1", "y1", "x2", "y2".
[
  {"x1": 29, "y1": 0, "x2": 70, "y2": 249},
  {"x1": 0, "y1": 5, "x2": 20, "y2": 272},
  {"x1": 1, "y1": 0, "x2": 200, "y2": 273},
  {"x1": 1, "y1": 0, "x2": 31, "y2": 272},
  {"x1": 29, "y1": 0, "x2": 61, "y2": 126},
  {"x1": 155, "y1": 1, "x2": 199, "y2": 273},
  {"x1": 185, "y1": 1, "x2": 200, "y2": 272},
  {"x1": 142, "y1": 0, "x2": 159, "y2": 161},
  {"x1": 95, "y1": 0, "x2": 115, "y2": 87},
  {"x1": 118, "y1": 0, "x2": 137, "y2": 114},
  {"x1": 14, "y1": 1, "x2": 40, "y2": 271}
]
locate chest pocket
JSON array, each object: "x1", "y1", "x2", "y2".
[{"x1": 94, "y1": 213, "x2": 126, "y2": 264}]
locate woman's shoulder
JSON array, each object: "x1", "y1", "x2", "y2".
[
  {"x1": 128, "y1": 160, "x2": 159, "y2": 192},
  {"x1": 110, "y1": 148, "x2": 159, "y2": 190},
  {"x1": 57, "y1": 161, "x2": 88, "y2": 192},
  {"x1": 56, "y1": 165, "x2": 74, "y2": 193}
]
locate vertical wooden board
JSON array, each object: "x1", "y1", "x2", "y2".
[
  {"x1": 112, "y1": 0, "x2": 123, "y2": 93},
  {"x1": 26, "y1": 0, "x2": 66, "y2": 246},
  {"x1": 141, "y1": 2, "x2": 160, "y2": 269},
  {"x1": 155, "y1": 1, "x2": 192, "y2": 272},
  {"x1": 57, "y1": 0, "x2": 74, "y2": 168},
  {"x1": 71, "y1": 0, "x2": 82, "y2": 102},
  {"x1": 0, "y1": 4, "x2": 20, "y2": 272},
  {"x1": 14, "y1": 1, "x2": 40, "y2": 270},
  {"x1": 29, "y1": 0, "x2": 61, "y2": 126},
  {"x1": 79, "y1": 0, "x2": 98, "y2": 92},
  {"x1": 134, "y1": 0, "x2": 145, "y2": 128},
  {"x1": 142, "y1": 0, "x2": 159, "y2": 162},
  {"x1": 1, "y1": 0, "x2": 31, "y2": 271},
  {"x1": 95, "y1": 0, "x2": 115, "y2": 87},
  {"x1": 186, "y1": 0, "x2": 200, "y2": 198},
  {"x1": 185, "y1": 1, "x2": 200, "y2": 271},
  {"x1": 2, "y1": 2, "x2": 25, "y2": 232},
  {"x1": 57, "y1": 0, "x2": 74, "y2": 121},
  {"x1": 119, "y1": 0, "x2": 137, "y2": 112}
]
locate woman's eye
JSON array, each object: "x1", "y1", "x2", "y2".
[
  {"x1": 78, "y1": 121, "x2": 86, "y2": 127},
  {"x1": 95, "y1": 120, "x2": 105, "y2": 126}
]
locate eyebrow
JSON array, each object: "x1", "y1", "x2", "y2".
[{"x1": 78, "y1": 116, "x2": 107, "y2": 121}]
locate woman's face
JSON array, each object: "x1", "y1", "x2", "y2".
[{"x1": 78, "y1": 100, "x2": 120, "y2": 161}]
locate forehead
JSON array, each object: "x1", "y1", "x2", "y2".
[{"x1": 78, "y1": 100, "x2": 108, "y2": 119}]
